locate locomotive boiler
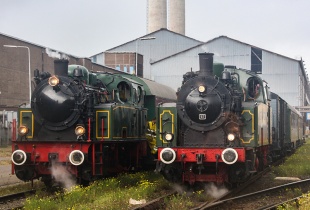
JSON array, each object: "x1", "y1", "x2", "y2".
[
  {"x1": 156, "y1": 53, "x2": 273, "y2": 185},
  {"x1": 11, "y1": 59, "x2": 176, "y2": 186}
]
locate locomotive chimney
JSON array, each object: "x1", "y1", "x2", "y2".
[
  {"x1": 54, "y1": 59, "x2": 69, "y2": 76},
  {"x1": 198, "y1": 53, "x2": 214, "y2": 77}
]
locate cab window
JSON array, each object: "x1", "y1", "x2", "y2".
[
  {"x1": 117, "y1": 82, "x2": 131, "y2": 102},
  {"x1": 246, "y1": 77, "x2": 262, "y2": 101},
  {"x1": 137, "y1": 86, "x2": 143, "y2": 103}
]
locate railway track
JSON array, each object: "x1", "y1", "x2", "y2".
[
  {"x1": 191, "y1": 166, "x2": 272, "y2": 210},
  {"x1": 256, "y1": 194, "x2": 305, "y2": 210},
  {"x1": 202, "y1": 178, "x2": 310, "y2": 209},
  {"x1": 0, "y1": 189, "x2": 36, "y2": 209},
  {"x1": 130, "y1": 166, "x2": 272, "y2": 210},
  {"x1": 131, "y1": 191, "x2": 178, "y2": 210}
]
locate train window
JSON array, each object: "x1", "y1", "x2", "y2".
[
  {"x1": 246, "y1": 77, "x2": 261, "y2": 100},
  {"x1": 263, "y1": 82, "x2": 270, "y2": 102},
  {"x1": 131, "y1": 86, "x2": 143, "y2": 104},
  {"x1": 117, "y1": 82, "x2": 131, "y2": 103},
  {"x1": 133, "y1": 88, "x2": 137, "y2": 103},
  {"x1": 99, "y1": 90, "x2": 109, "y2": 103},
  {"x1": 137, "y1": 86, "x2": 142, "y2": 103}
]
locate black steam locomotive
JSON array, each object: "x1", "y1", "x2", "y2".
[
  {"x1": 11, "y1": 59, "x2": 176, "y2": 186},
  {"x1": 155, "y1": 53, "x2": 304, "y2": 185}
]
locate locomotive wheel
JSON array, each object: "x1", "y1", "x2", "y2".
[
  {"x1": 161, "y1": 163, "x2": 182, "y2": 183},
  {"x1": 255, "y1": 154, "x2": 264, "y2": 171},
  {"x1": 15, "y1": 165, "x2": 35, "y2": 181},
  {"x1": 255, "y1": 157, "x2": 260, "y2": 171},
  {"x1": 41, "y1": 176, "x2": 53, "y2": 188},
  {"x1": 79, "y1": 178, "x2": 90, "y2": 186}
]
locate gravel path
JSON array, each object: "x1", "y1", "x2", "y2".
[{"x1": 0, "y1": 164, "x2": 23, "y2": 187}]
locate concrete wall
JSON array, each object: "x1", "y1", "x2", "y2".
[
  {"x1": 147, "y1": 0, "x2": 167, "y2": 33},
  {"x1": 168, "y1": 0, "x2": 185, "y2": 35}
]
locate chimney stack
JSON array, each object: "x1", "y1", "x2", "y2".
[
  {"x1": 198, "y1": 53, "x2": 214, "y2": 77},
  {"x1": 147, "y1": 0, "x2": 167, "y2": 33},
  {"x1": 147, "y1": 0, "x2": 185, "y2": 35},
  {"x1": 168, "y1": 0, "x2": 185, "y2": 35},
  {"x1": 54, "y1": 59, "x2": 69, "y2": 77}
]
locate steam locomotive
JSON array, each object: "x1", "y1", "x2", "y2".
[
  {"x1": 155, "y1": 53, "x2": 304, "y2": 185},
  {"x1": 11, "y1": 60, "x2": 176, "y2": 186}
]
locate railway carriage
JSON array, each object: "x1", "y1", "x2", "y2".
[{"x1": 270, "y1": 92, "x2": 304, "y2": 158}]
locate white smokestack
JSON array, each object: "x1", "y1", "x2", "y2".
[
  {"x1": 147, "y1": 0, "x2": 167, "y2": 33},
  {"x1": 168, "y1": 0, "x2": 185, "y2": 35}
]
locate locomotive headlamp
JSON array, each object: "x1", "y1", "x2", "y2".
[
  {"x1": 11, "y1": 150, "x2": 27, "y2": 165},
  {"x1": 48, "y1": 75, "x2": 60, "y2": 87},
  {"x1": 198, "y1": 85, "x2": 206, "y2": 93},
  {"x1": 75, "y1": 125, "x2": 85, "y2": 136},
  {"x1": 221, "y1": 148, "x2": 238, "y2": 165},
  {"x1": 227, "y1": 133, "x2": 235, "y2": 141},
  {"x1": 18, "y1": 125, "x2": 29, "y2": 136},
  {"x1": 160, "y1": 148, "x2": 176, "y2": 164},
  {"x1": 69, "y1": 150, "x2": 85, "y2": 166},
  {"x1": 164, "y1": 132, "x2": 174, "y2": 142}
]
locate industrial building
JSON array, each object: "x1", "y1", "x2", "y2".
[
  {"x1": 91, "y1": 0, "x2": 309, "y2": 108},
  {"x1": 91, "y1": 28, "x2": 309, "y2": 108},
  {"x1": 1, "y1": 0, "x2": 309, "y2": 142},
  {"x1": 91, "y1": 28, "x2": 202, "y2": 79},
  {"x1": 1, "y1": 0, "x2": 309, "y2": 112},
  {"x1": 0, "y1": 32, "x2": 123, "y2": 145},
  {"x1": 152, "y1": 35, "x2": 309, "y2": 108},
  {"x1": 0, "y1": 32, "x2": 120, "y2": 111}
]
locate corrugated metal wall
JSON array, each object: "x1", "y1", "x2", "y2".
[
  {"x1": 152, "y1": 36, "x2": 304, "y2": 106},
  {"x1": 260, "y1": 51, "x2": 301, "y2": 106},
  {"x1": 206, "y1": 37, "x2": 251, "y2": 69},
  {"x1": 152, "y1": 37, "x2": 252, "y2": 91},
  {"x1": 91, "y1": 32, "x2": 306, "y2": 107},
  {"x1": 106, "y1": 29, "x2": 202, "y2": 80}
]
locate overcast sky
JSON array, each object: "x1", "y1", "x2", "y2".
[{"x1": 1, "y1": 0, "x2": 309, "y2": 72}]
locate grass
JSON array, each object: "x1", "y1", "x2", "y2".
[
  {"x1": 272, "y1": 140, "x2": 310, "y2": 179},
  {"x1": 277, "y1": 193, "x2": 310, "y2": 210},
  {"x1": 272, "y1": 140, "x2": 310, "y2": 209},
  {"x1": 24, "y1": 171, "x2": 173, "y2": 210},
  {"x1": 0, "y1": 159, "x2": 11, "y2": 165},
  {"x1": 164, "y1": 193, "x2": 194, "y2": 210},
  {"x1": 24, "y1": 172, "x2": 212, "y2": 209},
  {"x1": 0, "y1": 146, "x2": 11, "y2": 165},
  {"x1": 0, "y1": 145, "x2": 202, "y2": 209},
  {"x1": 0, "y1": 146, "x2": 12, "y2": 157},
  {"x1": 0, "y1": 181, "x2": 44, "y2": 196}
]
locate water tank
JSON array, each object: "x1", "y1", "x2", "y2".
[
  {"x1": 168, "y1": 0, "x2": 185, "y2": 35},
  {"x1": 147, "y1": 0, "x2": 167, "y2": 33}
]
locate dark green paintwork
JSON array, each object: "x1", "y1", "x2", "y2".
[{"x1": 212, "y1": 63, "x2": 225, "y2": 78}]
